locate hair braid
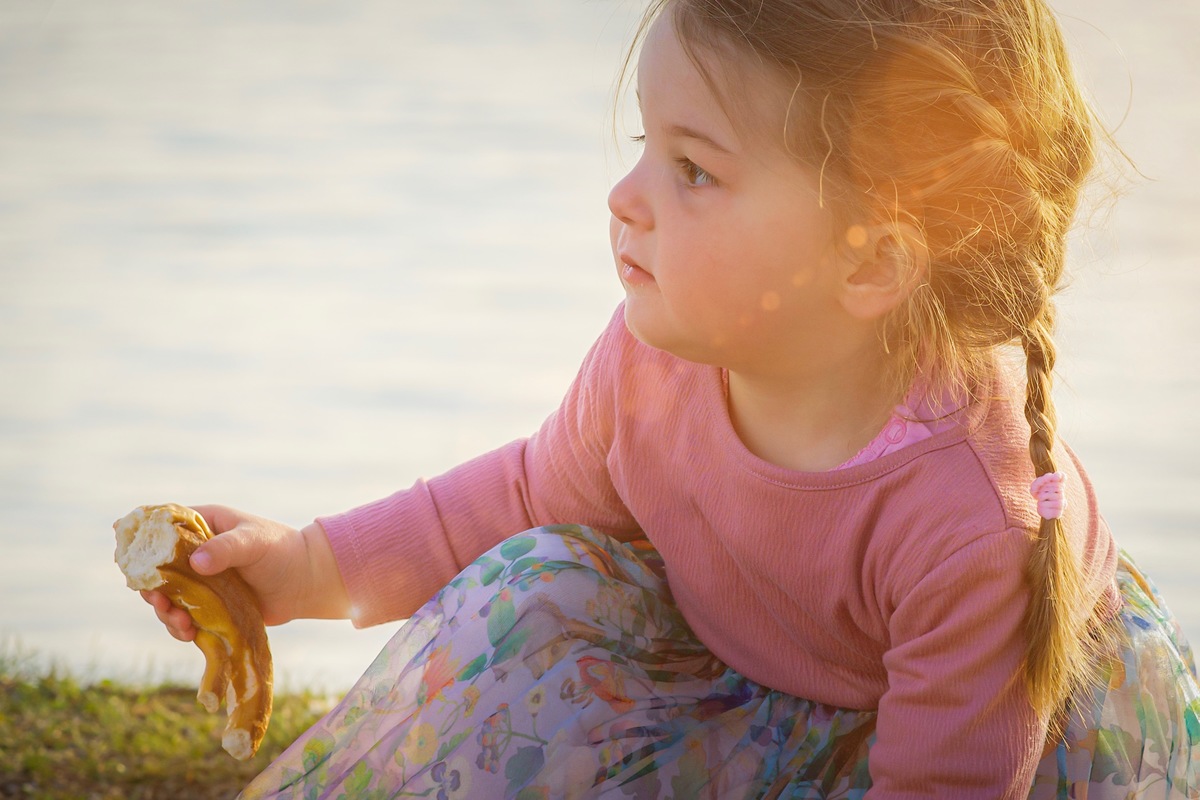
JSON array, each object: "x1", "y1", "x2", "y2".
[
  {"x1": 1022, "y1": 314, "x2": 1058, "y2": 478},
  {"x1": 1019, "y1": 314, "x2": 1087, "y2": 733}
]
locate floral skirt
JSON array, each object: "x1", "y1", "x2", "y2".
[{"x1": 240, "y1": 526, "x2": 1200, "y2": 799}]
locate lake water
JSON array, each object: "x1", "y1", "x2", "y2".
[{"x1": 1, "y1": 0, "x2": 1197, "y2": 693}]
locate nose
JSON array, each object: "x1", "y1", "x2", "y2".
[{"x1": 607, "y1": 158, "x2": 651, "y2": 230}]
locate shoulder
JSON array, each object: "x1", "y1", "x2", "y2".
[
  {"x1": 958, "y1": 364, "x2": 1105, "y2": 539},
  {"x1": 893, "y1": 364, "x2": 1047, "y2": 536},
  {"x1": 876, "y1": 364, "x2": 1112, "y2": 604},
  {"x1": 862, "y1": 374, "x2": 1038, "y2": 603},
  {"x1": 959, "y1": 366, "x2": 1045, "y2": 531}
]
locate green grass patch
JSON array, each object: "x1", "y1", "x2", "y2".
[{"x1": 0, "y1": 657, "x2": 331, "y2": 799}]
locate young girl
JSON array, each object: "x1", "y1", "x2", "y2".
[{"x1": 144, "y1": 0, "x2": 1200, "y2": 796}]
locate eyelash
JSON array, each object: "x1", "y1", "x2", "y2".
[
  {"x1": 628, "y1": 134, "x2": 717, "y2": 188},
  {"x1": 677, "y1": 158, "x2": 715, "y2": 188}
]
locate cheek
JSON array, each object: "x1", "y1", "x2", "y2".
[
  {"x1": 666, "y1": 246, "x2": 759, "y2": 320},
  {"x1": 714, "y1": 229, "x2": 836, "y2": 325},
  {"x1": 755, "y1": 211, "x2": 838, "y2": 283}
]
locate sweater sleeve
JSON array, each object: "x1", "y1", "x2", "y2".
[
  {"x1": 318, "y1": 307, "x2": 637, "y2": 627},
  {"x1": 869, "y1": 527, "x2": 1044, "y2": 799}
]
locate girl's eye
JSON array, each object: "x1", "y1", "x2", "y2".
[
  {"x1": 627, "y1": 134, "x2": 715, "y2": 187},
  {"x1": 677, "y1": 158, "x2": 716, "y2": 188}
]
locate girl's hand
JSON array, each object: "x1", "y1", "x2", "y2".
[{"x1": 140, "y1": 504, "x2": 351, "y2": 642}]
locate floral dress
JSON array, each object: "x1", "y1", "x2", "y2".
[{"x1": 240, "y1": 525, "x2": 1200, "y2": 799}]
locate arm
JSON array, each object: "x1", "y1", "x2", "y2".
[
  {"x1": 322, "y1": 308, "x2": 639, "y2": 627},
  {"x1": 869, "y1": 528, "x2": 1045, "y2": 799}
]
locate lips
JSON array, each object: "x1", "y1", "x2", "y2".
[{"x1": 617, "y1": 252, "x2": 655, "y2": 285}]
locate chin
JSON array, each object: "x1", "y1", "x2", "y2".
[
  {"x1": 622, "y1": 301, "x2": 718, "y2": 366},
  {"x1": 621, "y1": 299, "x2": 671, "y2": 352}
]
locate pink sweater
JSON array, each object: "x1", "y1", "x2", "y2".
[{"x1": 320, "y1": 305, "x2": 1119, "y2": 797}]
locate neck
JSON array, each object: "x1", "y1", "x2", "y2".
[{"x1": 726, "y1": 337, "x2": 899, "y2": 472}]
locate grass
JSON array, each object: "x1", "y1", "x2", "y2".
[{"x1": 0, "y1": 647, "x2": 331, "y2": 799}]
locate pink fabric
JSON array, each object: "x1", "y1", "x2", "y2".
[{"x1": 318, "y1": 305, "x2": 1119, "y2": 799}]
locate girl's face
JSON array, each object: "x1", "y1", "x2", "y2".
[{"x1": 608, "y1": 14, "x2": 852, "y2": 376}]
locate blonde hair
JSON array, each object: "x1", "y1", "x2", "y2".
[{"x1": 621, "y1": 0, "x2": 1118, "y2": 734}]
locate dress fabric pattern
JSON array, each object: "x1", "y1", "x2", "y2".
[{"x1": 240, "y1": 526, "x2": 1200, "y2": 799}]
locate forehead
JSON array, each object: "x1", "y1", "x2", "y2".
[{"x1": 636, "y1": 12, "x2": 792, "y2": 150}]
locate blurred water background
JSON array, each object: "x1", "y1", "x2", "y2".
[{"x1": 1, "y1": 0, "x2": 1196, "y2": 693}]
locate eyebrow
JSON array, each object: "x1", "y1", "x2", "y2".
[
  {"x1": 635, "y1": 90, "x2": 737, "y2": 156},
  {"x1": 665, "y1": 123, "x2": 736, "y2": 156}
]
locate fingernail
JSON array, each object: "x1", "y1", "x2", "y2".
[{"x1": 190, "y1": 550, "x2": 213, "y2": 572}]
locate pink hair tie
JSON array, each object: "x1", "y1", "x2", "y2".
[{"x1": 1030, "y1": 472, "x2": 1067, "y2": 520}]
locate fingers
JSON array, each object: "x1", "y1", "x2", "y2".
[
  {"x1": 138, "y1": 504, "x2": 280, "y2": 645},
  {"x1": 186, "y1": 504, "x2": 270, "y2": 577},
  {"x1": 140, "y1": 589, "x2": 197, "y2": 642},
  {"x1": 190, "y1": 503, "x2": 244, "y2": 536},
  {"x1": 189, "y1": 523, "x2": 271, "y2": 577}
]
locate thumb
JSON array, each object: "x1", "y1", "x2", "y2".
[{"x1": 190, "y1": 529, "x2": 261, "y2": 576}]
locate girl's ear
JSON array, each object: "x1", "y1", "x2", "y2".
[{"x1": 836, "y1": 222, "x2": 928, "y2": 320}]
